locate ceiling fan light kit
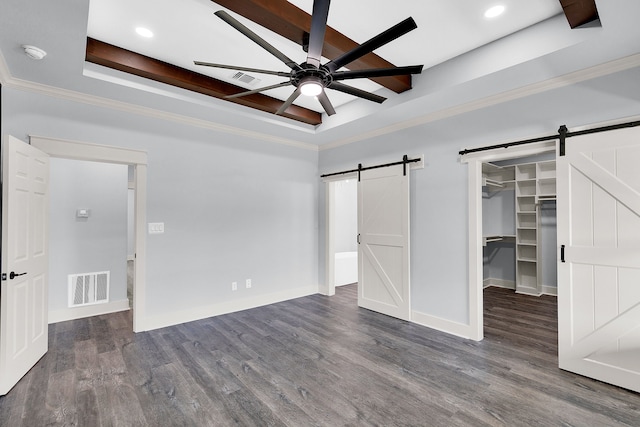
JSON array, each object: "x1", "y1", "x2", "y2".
[
  {"x1": 299, "y1": 77, "x2": 324, "y2": 97},
  {"x1": 195, "y1": 0, "x2": 423, "y2": 118}
]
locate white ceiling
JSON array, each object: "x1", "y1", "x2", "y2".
[
  {"x1": 86, "y1": 0, "x2": 563, "y2": 112},
  {"x1": 2, "y1": 1, "x2": 640, "y2": 147}
]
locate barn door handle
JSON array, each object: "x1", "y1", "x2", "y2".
[
  {"x1": 9, "y1": 271, "x2": 27, "y2": 280},
  {"x1": 357, "y1": 234, "x2": 361, "y2": 244},
  {"x1": 560, "y1": 245, "x2": 565, "y2": 263}
]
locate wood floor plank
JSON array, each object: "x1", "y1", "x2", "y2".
[
  {"x1": 2, "y1": 284, "x2": 640, "y2": 426},
  {"x1": 98, "y1": 349, "x2": 148, "y2": 426},
  {"x1": 46, "y1": 369, "x2": 78, "y2": 425}
]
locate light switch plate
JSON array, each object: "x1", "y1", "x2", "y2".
[{"x1": 148, "y1": 222, "x2": 165, "y2": 234}]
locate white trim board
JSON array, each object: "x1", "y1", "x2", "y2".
[
  {"x1": 49, "y1": 299, "x2": 130, "y2": 324},
  {"x1": 483, "y1": 278, "x2": 516, "y2": 290},
  {"x1": 144, "y1": 285, "x2": 318, "y2": 332},
  {"x1": 30, "y1": 136, "x2": 149, "y2": 333},
  {"x1": 411, "y1": 310, "x2": 473, "y2": 340}
]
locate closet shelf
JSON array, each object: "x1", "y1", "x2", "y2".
[
  {"x1": 517, "y1": 257, "x2": 537, "y2": 263},
  {"x1": 483, "y1": 235, "x2": 515, "y2": 246}
]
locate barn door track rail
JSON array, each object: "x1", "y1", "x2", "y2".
[
  {"x1": 320, "y1": 154, "x2": 421, "y2": 181},
  {"x1": 459, "y1": 120, "x2": 640, "y2": 157}
]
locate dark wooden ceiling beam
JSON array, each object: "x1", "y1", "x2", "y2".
[
  {"x1": 212, "y1": 0, "x2": 412, "y2": 93},
  {"x1": 85, "y1": 37, "x2": 322, "y2": 125},
  {"x1": 558, "y1": 0, "x2": 599, "y2": 28}
]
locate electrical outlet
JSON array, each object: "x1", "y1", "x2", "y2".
[
  {"x1": 232, "y1": 282, "x2": 237, "y2": 291},
  {"x1": 246, "y1": 279, "x2": 252, "y2": 289}
]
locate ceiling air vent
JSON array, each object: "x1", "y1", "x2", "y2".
[{"x1": 231, "y1": 71, "x2": 260, "y2": 86}]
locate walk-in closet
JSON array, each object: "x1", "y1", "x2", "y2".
[{"x1": 482, "y1": 153, "x2": 557, "y2": 296}]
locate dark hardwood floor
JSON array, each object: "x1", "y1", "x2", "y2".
[{"x1": 1, "y1": 285, "x2": 639, "y2": 426}]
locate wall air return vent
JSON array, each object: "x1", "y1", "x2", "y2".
[{"x1": 68, "y1": 271, "x2": 109, "y2": 307}]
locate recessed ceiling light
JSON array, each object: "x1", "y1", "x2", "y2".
[
  {"x1": 135, "y1": 27, "x2": 154, "y2": 38},
  {"x1": 484, "y1": 5, "x2": 505, "y2": 19}
]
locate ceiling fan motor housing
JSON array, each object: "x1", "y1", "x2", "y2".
[{"x1": 291, "y1": 64, "x2": 333, "y2": 89}]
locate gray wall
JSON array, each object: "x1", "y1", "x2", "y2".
[
  {"x1": 319, "y1": 65, "x2": 640, "y2": 325},
  {"x1": 5, "y1": 58, "x2": 640, "y2": 332},
  {"x1": 49, "y1": 158, "x2": 128, "y2": 311},
  {"x1": 482, "y1": 187, "x2": 516, "y2": 284},
  {"x1": 540, "y1": 201, "x2": 557, "y2": 288},
  {"x1": 334, "y1": 179, "x2": 357, "y2": 253},
  {"x1": 3, "y1": 86, "x2": 319, "y2": 322}
]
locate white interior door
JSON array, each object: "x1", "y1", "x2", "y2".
[
  {"x1": 358, "y1": 164, "x2": 410, "y2": 321},
  {"x1": 1, "y1": 136, "x2": 50, "y2": 395},
  {"x1": 557, "y1": 127, "x2": 640, "y2": 393}
]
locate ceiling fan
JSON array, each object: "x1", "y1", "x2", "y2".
[{"x1": 194, "y1": 0, "x2": 423, "y2": 116}]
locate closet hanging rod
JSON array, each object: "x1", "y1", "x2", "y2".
[
  {"x1": 320, "y1": 155, "x2": 421, "y2": 179},
  {"x1": 459, "y1": 120, "x2": 640, "y2": 156}
]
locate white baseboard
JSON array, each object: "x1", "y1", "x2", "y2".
[
  {"x1": 411, "y1": 310, "x2": 473, "y2": 340},
  {"x1": 49, "y1": 299, "x2": 130, "y2": 324},
  {"x1": 142, "y1": 285, "x2": 318, "y2": 332},
  {"x1": 542, "y1": 285, "x2": 558, "y2": 296},
  {"x1": 483, "y1": 278, "x2": 516, "y2": 290}
]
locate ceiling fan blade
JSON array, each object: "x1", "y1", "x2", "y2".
[
  {"x1": 328, "y1": 82, "x2": 386, "y2": 103},
  {"x1": 317, "y1": 91, "x2": 336, "y2": 116},
  {"x1": 276, "y1": 87, "x2": 302, "y2": 115},
  {"x1": 331, "y1": 65, "x2": 423, "y2": 81},
  {"x1": 225, "y1": 82, "x2": 293, "y2": 99},
  {"x1": 194, "y1": 61, "x2": 291, "y2": 77},
  {"x1": 215, "y1": 10, "x2": 302, "y2": 71},
  {"x1": 306, "y1": 0, "x2": 331, "y2": 68},
  {"x1": 325, "y1": 17, "x2": 418, "y2": 72}
]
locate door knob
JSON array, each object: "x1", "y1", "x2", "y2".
[{"x1": 9, "y1": 271, "x2": 27, "y2": 280}]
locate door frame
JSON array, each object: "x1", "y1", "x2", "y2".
[
  {"x1": 462, "y1": 140, "x2": 556, "y2": 341},
  {"x1": 30, "y1": 135, "x2": 148, "y2": 332},
  {"x1": 322, "y1": 173, "x2": 357, "y2": 296},
  {"x1": 322, "y1": 156, "x2": 424, "y2": 297}
]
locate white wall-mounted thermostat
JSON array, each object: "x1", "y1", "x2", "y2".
[{"x1": 76, "y1": 208, "x2": 90, "y2": 218}]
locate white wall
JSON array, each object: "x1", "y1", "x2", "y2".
[
  {"x1": 48, "y1": 158, "x2": 128, "y2": 314},
  {"x1": 333, "y1": 179, "x2": 357, "y2": 253},
  {"x1": 2, "y1": 86, "x2": 319, "y2": 330}
]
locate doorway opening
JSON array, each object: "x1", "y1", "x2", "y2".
[
  {"x1": 47, "y1": 158, "x2": 130, "y2": 322},
  {"x1": 324, "y1": 174, "x2": 358, "y2": 296},
  {"x1": 464, "y1": 140, "x2": 557, "y2": 341},
  {"x1": 30, "y1": 136, "x2": 148, "y2": 332}
]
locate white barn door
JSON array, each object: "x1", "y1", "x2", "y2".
[
  {"x1": 1, "y1": 136, "x2": 50, "y2": 395},
  {"x1": 557, "y1": 127, "x2": 640, "y2": 393},
  {"x1": 358, "y1": 164, "x2": 410, "y2": 321}
]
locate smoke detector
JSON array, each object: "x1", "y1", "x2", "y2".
[{"x1": 22, "y1": 45, "x2": 47, "y2": 60}]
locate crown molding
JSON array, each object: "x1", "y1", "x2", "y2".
[
  {"x1": 0, "y1": 51, "x2": 318, "y2": 152},
  {"x1": 319, "y1": 52, "x2": 640, "y2": 151}
]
